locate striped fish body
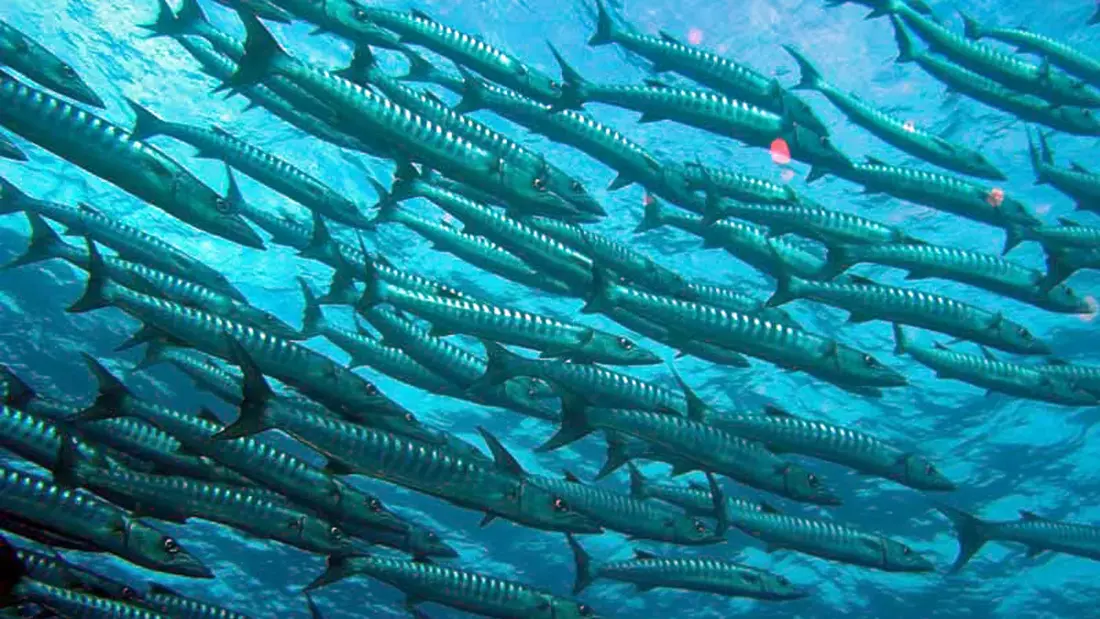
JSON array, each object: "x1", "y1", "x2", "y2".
[
  {"x1": 713, "y1": 200, "x2": 910, "y2": 246},
  {"x1": 139, "y1": 345, "x2": 244, "y2": 404},
  {"x1": 964, "y1": 17, "x2": 1100, "y2": 85},
  {"x1": 0, "y1": 72, "x2": 260, "y2": 248},
  {"x1": 323, "y1": 234, "x2": 467, "y2": 300},
  {"x1": 1026, "y1": 222, "x2": 1100, "y2": 251},
  {"x1": 600, "y1": 305, "x2": 751, "y2": 367},
  {"x1": 11, "y1": 580, "x2": 169, "y2": 619},
  {"x1": 1036, "y1": 166, "x2": 1100, "y2": 214},
  {"x1": 236, "y1": 202, "x2": 312, "y2": 251},
  {"x1": 700, "y1": 217, "x2": 828, "y2": 280},
  {"x1": 0, "y1": 403, "x2": 122, "y2": 472},
  {"x1": 363, "y1": 9, "x2": 563, "y2": 104},
  {"x1": 593, "y1": 555, "x2": 803, "y2": 599},
  {"x1": 827, "y1": 242, "x2": 1088, "y2": 314},
  {"x1": 709, "y1": 409, "x2": 956, "y2": 491},
  {"x1": 629, "y1": 472, "x2": 772, "y2": 519},
  {"x1": 1037, "y1": 361, "x2": 1100, "y2": 394},
  {"x1": 137, "y1": 584, "x2": 252, "y2": 619},
  {"x1": 782, "y1": 275, "x2": 1049, "y2": 354},
  {"x1": 683, "y1": 282, "x2": 795, "y2": 324},
  {"x1": 0, "y1": 19, "x2": 103, "y2": 106},
  {"x1": 266, "y1": 0, "x2": 404, "y2": 49},
  {"x1": 728, "y1": 508, "x2": 932, "y2": 571},
  {"x1": 680, "y1": 162, "x2": 798, "y2": 205},
  {"x1": 16, "y1": 547, "x2": 134, "y2": 599},
  {"x1": 983, "y1": 514, "x2": 1100, "y2": 560}
]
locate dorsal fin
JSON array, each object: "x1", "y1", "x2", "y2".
[
  {"x1": 411, "y1": 9, "x2": 434, "y2": 21},
  {"x1": 670, "y1": 366, "x2": 707, "y2": 422},
  {"x1": 477, "y1": 427, "x2": 524, "y2": 476},
  {"x1": 658, "y1": 30, "x2": 682, "y2": 44},
  {"x1": 763, "y1": 405, "x2": 795, "y2": 418},
  {"x1": 847, "y1": 274, "x2": 877, "y2": 286},
  {"x1": 687, "y1": 481, "x2": 707, "y2": 492},
  {"x1": 633, "y1": 549, "x2": 657, "y2": 560},
  {"x1": 1046, "y1": 357, "x2": 1070, "y2": 366},
  {"x1": 979, "y1": 346, "x2": 998, "y2": 362},
  {"x1": 643, "y1": 78, "x2": 672, "y2": 89},
  {"x1": 933, "y1": 342, "x2": 950, "y2": 351},
  {"x1": 864, "y1": 155, "x2": 887, "y2": 166},
  {"x1": 148, "y1": 583, "x2": 181, "y2": 597},
  {"x1": 197, "y1": 407, "x2": 222, "y2": 425},
  {"x1": 563, "y1": 471, "x2": 583, "y2": 483},
  {"x1": 1019, "y1": 510, "x2": 1044, "y2": 521},
  {"x1": 760, "y1": 502, "x2": 782, "y2": 514},
  {"x1": 1058, "y1": 217, "x2": 1081, "y2": 227},
  {"x1": 1069, "y1": 161, "x2": 1092, "y2": 174}
]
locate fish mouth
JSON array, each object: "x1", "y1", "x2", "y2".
[
  {"x1": 64, "y1": 83, "x2": 106, "y2": 109},
  {"x1": 170, "y1": 559, "x2": 215, "y2": 579},
  {"x1": 215, "y1": 217, "x2": 266, "y2": 249}
]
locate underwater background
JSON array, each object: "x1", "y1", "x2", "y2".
[{"x1": 1, "y1": 0, "x2": 1099, "y2": 617}]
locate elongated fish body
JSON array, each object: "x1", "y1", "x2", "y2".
[
  {"x1": 1027, "y1": 133, "x2": 1100, "y2": 214},
  {"x1": 709, "y1": 407, "x2": 956, "y2": 491},
  {"x1": 599, "y1": 305, "x2": 752, "y2": 367},
  {"x1": 529, "y1": 474, "x2": 718, "y2": 544},
  {"x1": 127, "y1": 106, "x2": 372, "y2": 229},
  {"x1": 307, "y1": 555, "x2": 596, "y2": 619},
  {"x1": 834, "y1": 158, "x2": 1041, "y2": 235},
  {"x1": 546, "y1": 406, "x2": 840, "y2": 505},
  {"x1": 628, "y1": 465, "x2": 775, "y2": 519},
  {"x1": 213, "y1": 0, "x2": 293, "y2": 23},
  {"x1": 891, "y1": 18, "x2": 1100, "y2": 136},
  {"x1": 0, "y1": 403, "x2": 127, "y2": 474},
  {"x1": 887, "y1": 1, "x2": 1100, "y2": 106},
  {"x1": 362, "y1": 9, "x2": 564, "y2": 104},
  {"x1": 16, "y1": 547, "x2": 135, "y2": 599},
  {"x1": 0, "y1": 19, "x2": 104, "y2": 107},
  {"x1": 727, "y1": 507, "x2": 933, "y2": 572},
  {"x1": 704, "y1": 218, "x2": 828, "y2": 280},
  {"x1": 137, "y1": 584, "x2": 252, "y2": 619},
  {"x1": 893, "y1": 326, "x2": 1096, "y2": 406},
  {"x1": 0, "y1": 72, "x2": 261, "y2": 248},
  {"x1": 961, "y1": 14, "x2": 1100, "y2": 86},
  {"x1": 361, "y1": 274, "x2": 657, "y2": 366},
  {"x1": 11, "y1": 580, "x2": 169, "y2": 619},
  {"x1": 0, "y1": 464, "x2": 211, "y2": 577},
  {"x1": 585, "y1": 276, "x2": 906, "y2": 392},
  {"x1": 137, "y1": 344, "x2": 244, "y2": 404},
  {"x1": 264, "y1": 0, "x2": 405, "y2": 50},
  {"x1": 679, "y1": 162, "x2": 798, "y2": 205},
  {"x1": 937, "y1": 505, "x2": 1100, "y2": 571},
  {"x1": 824, "y1": 242, "x2": 1089, "y2": 314},
  {"x1": 784, "y1": 45, "x2": 1003, "y2": 179},
  {"x1": 362, "y1": 306, "x2": 560, "y2": 420},
  {"x1": 480, "y1": 341, "x2": 688, "y2": 415},
  {"x1": 772, "y1": 273, "x2": 1049, "y2": 355},
  {"x1": 520, "y1": 216, "x2": 692, "y2": 297},
  {"x1": 598, "y1": 430, "x2": 697, "y2": 480},
  {"x1": 235, "y1": 200, "x2": 313, "y2": 250},
  {"x1": 712, "y1": 199, "x2": 912, "y2": 247},
  {"x1": 1036, "y1": 360, "x2": 1100, "y2": 394},
  {"x1": 683, "y1": 281, "x2": 795, "y2": 325},
  {"x1": 0, "y1": 177, "x2": 242, "y2": 300}
]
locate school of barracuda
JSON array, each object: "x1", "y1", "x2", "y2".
[{"x1": 0, "y1": 0, "x2": 1098, "y2": 616}]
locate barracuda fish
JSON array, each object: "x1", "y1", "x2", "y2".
[
  {"x1": 7, "y1": 578, "x2": 168, "y2": 619},
  {"x1": 126, "y1": 101, "x2": 374, "y2": 229},
  {"x1": 361, "y1": 306, "x2": 560, "y2": 421},
  {"x1": 583, "y1": 270, "x2": 907, "y2": 395},
  {"x1": 0, "y1": 401, "x2": 138, "y2": 481},
  {"x1": 0, "y1": 513, "x2": 104, "y2": 552},
  {"x1": 1027, "y1": 129, "x2": 1100, "y2": 214},
  {"x1": 634, "y1": 197, "x2": 828, "y2": 280},
  {"x1": 891, "y1": 17, "x2": 1100, "y2": 136},
  {"x1": 0, "y1": 72, "x2": 262, "y2": 248},
  {"x1": 539, "y1": 399, "x2": 841, "y2": 505},
  {"x1": 0, "y1": 134, "x2": 25, "y2": 160},
  {"x1": 368, "y1": 194, "x2": 573, "y2": 296},
  {"x1": 708, "y1": 406, "x2": 956, "y2": 491},
  {"x1": 7, "y1": 217, "x2": 301, "y2": 339},
  {"x1": 218, "y1": 340, "x2": 601, "y2": 535},
  {"x1": 479, "y1": 340, "x2": 693, "y2": 415},
  {"x1": 306, "y1": 553, "x2": 599, "y2": 618},
  {"x1": 358, "y1": 262, "x2": 658, "y2": 366},
  {"x1": 769, "y1": 267, "x2": 1051, "y2": 355},
  {"x1": 937, "y1": 504, "x2": 1100, "y2": 571},
  {"x1": 263, "y1": 0, "x2": 407, "y2": 50},
  {"x1": 519, "y1": 216, "x2": 692, "y2": 298},
  {"x1": 597, "y1": 304, "x2": 752, "y2": 367},
  {"x1": 680, "y1": 279, "x2": 796, "y2": 325},
  {"x1": 136, "y1": 583, "x2": 252, "y2": 619},
  {"x1": 54, "y1": 429, "x2": 355, "y2": 556},
  {"x1": 362, "y1": 8, "x2": 565, "y2": 104},
  {"x1": 628, "y1": 464, "x2": 777, "y2": 519},
  {"x1": 587, "y1": 0, "x2": 826, "y2": 135},
  {"x1": 299, "y1": 279, "x2": 463, "y2": 397},
  {"x1": 0, "y1": 174, "x2": 243, "y2": 300},
  {"x1": 960, "y1": 12, "x2": 1100, "y2": 86},
  {"x1": 67, "y1": 245, "x2": 410, "y2": 422},
  {"x1": 553, "y1": 50, "x2": 850, "y2": 182},
  {"x1": 707, "y1": 198, "x2": 918, "y2": 247},
  {"x1": 1037, "y1": 359, "x2": 1100, "y2": 395},
  {"x1": 228, "y1": 14, "x2": 580, "y2": 221},
  {"x1": 875, "y1": 0, "x2": 1100, "y2": 106},
  {"x1": 0, "y1": 464, "x2": 211, "y2": 577},
  {"x1": 343, "y1": 51, "x2": 603, "y2": 218},
  {"x1": 16, "y1": 546, "x2": 137, "y2": 600},
  {"x1": 785, "y1": 46, "x2": 1003, "y2": 179},
  {"x1": 1043, "y1": 246, "x2": 1100, "y2": 288},
  {"x1": 823, "y1": 241, "x2": 1091, "y2": 314},
  {"x1": 568, "y1": 534, "x2": 805, "y2": 600},
  {"x1": 136, "y1": 343, "x2": 244, "y2": 404},
  {"x1": 0, "y1": 19, "x2": 104, "y2": 108},
  {"x1": 213, "y1": 0, "x2": 293, "y2": 23},
  {"x1": 727, "y1": 497, "x2": 933, "y2": 571},
  {"x1": 1020, "y1": 218, "x2": 1100, "y2": 254},
  {"x1": 529, "y1": 471, "x2": 721, "y2": 544},
  {"x1": 596, "y1": 431, "x2": 696, "y2": 481},
  {"x1": 893, "y1": 325, "x2": 1097, "y2": 406},
  {"x1": 832, "y1": 156, "x2": 1041, "y2": 249},
  {"x1": 679, "y1": 161, "x2": 798, "y2": 206}
]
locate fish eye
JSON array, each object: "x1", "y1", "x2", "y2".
[
  {"x1": 616, "y1": 337, "x2": 635, "y2": 350},
  {"x1": 693, "y1": 519, "x2": 707, "y2": 533},
  {"x1": 532, "y1": 177, "x2": 547, "y2": 192},
  {"x1": 1017, "y1": 328, "x2": 1033, "y2": 340},
  {"x1": 901, "y1": 546, "x2": 911, "y2": 555},
  {"x1": 215, "y1": 197, "x2": 233, "y2": 214},
  {"x1": 121, "y1": 586, "x2": 137, "y2": 600},
  {"x1": 552, "y1": 497, "x2": 568, "y2": 511},
  {"x1": 364, "y1": 382, "x2": 379, "y2": 396},
  {"x1": 329, "y1": 526, "x2": 344, "y2": 540},
  {"x1": 352, "y1": 7, "x2": 368, "y2": 20},
  {"x1": 863, "y1": 354, "x2": 879, "y2": 367},
  {"x1": 427, "y1": 532, "x2": 439, "y2": 541},
  {"x1": 579, "y1": 604, "x2": 594, "y2": 617},
  {"x1": 550, "y1": 80, "x2": 561, "y2": 91},
  {"x1": 742, "y1": 573, "x2": 761, "y2": 585},
  {"x1": 368, "y1": 497, "x2": 383, "y2": 512},
  {"x1": 807, "y1": 473, "x2": 819, "y2": 488},
  {"x1": 570, "y1": 180, "x2": 583, "y2": 192},
  {"x1": 162, "y1": 537, "x2": 180, "y2": 555},
  {"x1": 777, "y1": 576, "x2": 790, "y2": 586},
  {"x1": 61, "y1": 65, "x2": 76, "y2": 78},
  {"x1": 924, "y1": 463, "x2": 936, "y2": 475},
  {"x1": 517, "y1": 66, "x2": 528, "y2": 76},
  {"x1": 403, "y1": 412, "x2": 416, "y2": 423},
  {"x1": 819, "y1": 135, "x2": 830, "y2": 146}
]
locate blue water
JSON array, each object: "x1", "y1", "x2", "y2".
[{"x1": 1, "y1": 0, "x2": 1099, "y2": 617}]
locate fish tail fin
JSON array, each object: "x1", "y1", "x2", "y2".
[
  {"x1": 633, "y1": 195, "x2": 666, "y2": 233},
  {"x1": 298, "y1": 278, "x2": 327, "y2": 339},
  {"x1": 782, "y1": 45, "x2": 823, "y2": 91},
  {"x1": 588, "y1": 0, "x2": 618, "y2": 46},
  {"x1": 1025, "y1": 126, "x2": 1048, "y2": 185},
  {"x1": 476, "y1": 339, "x2": 524, "y2": 387},
  {"x1": 821, "y1": 244, "x2": 854, "y2": 279},
  {"x1": 935, "y1": 504, "x2": 989, "y2": 573},
  {"x1": 763, "y1": 241, "x2": 800, "y2": 307},
  {"x1": 595, "y1": 432, "x2": 633, "y2": 480},
  {"x1": 365, "y1": 178, "x2": 399, "y2": 229},
  {"x1": 627, "y1": 462, "x2": 647, "y2": 499},
  {"x1": 581, "y1": 265, "x2": 615, "y2": 314},
  {"x1": 304, "y1": 592, "x2": 324, "y2": 619},
  {"x1": 77, "y1": 354, "x2": 133, "y2": 424},
  {"x1": 958, "y1": 10, "x2": 983, "y2": 39},
  {"x1": 354, "y1": 259, "x2": 384, "y2": 312},
  {"x1": 566, "y1": 534, "x2": 594, "y2": 595},
  {"x1": 892, "y1": 323, "x2": 908, "y2": 355},
  {"x1": 51, "y1": 429, "x2": 91, "y2": 489},
  {"x1": 537, "y1": 394, "x2": 594, "y2": 452},
  {"x1": 138, "y1": 0, "x2": 184, "y2": 38},
  {"x1": 299, "y1": 212, "x2": 339, "y2": 264},
  {"x1": 124, "y1": 97, "x2": 168, "y2": 142},
  {"x1": 890, "y1": 15, "x2": 917, "y2": 63},
  {"x1": 133, "y1": 340, "x2": 170, "y2": 372},
  {"x1": 452, "y1": 67, "x2": 487, "y2": 114},
  {"x1": 0, "y1": 173, "x2": 30, "y2": 215},
  {"x1": 0, "y1": 532, "x2": 26, "y2": 602},
  {"x1": 1040, "y1": 250, "x2": 1074, "y2": 291},
  {"x1": 0, "y1": 135, "x2": 26, "y2": 161},
  {"x1": 334, "y1": 45, "x2": 376, "y2": 86},
  {"x1": 304, "y1": 554, "x2": 365, "y2": 592},
  {"x1": 397, "y1": 48, "x2": 437, "y2": 83},
  {"x1": 318, "y1": 270, "x2": 355, "y2": 305},
  {"x1": 223, "y1": 166, "x2": 249, "y2": 215},
  {"x1": 547, "y1": 42, "x2": 590, "y2": 110},
  {"x1": 227, "y1": 10, "x2": 286, "y2": 89},
  {"x1": 65, "y1": 241, "x2": 111, "y2": 313},
  {"x1": 0, "y1": 366, "x2": 35, "y2": 409},
  {"x1": 5, "y1": 212, "x2": 65, "y2": 270},
  {"x1": 1036, "y1": 130, "x2": 1055, "y2": 166},
  {"x1": 1002, "y1": 225, "x2": 1028, "y2": 255},
  {"x1": 215, "y1": 334, "x2": 276, "y2": 440}
]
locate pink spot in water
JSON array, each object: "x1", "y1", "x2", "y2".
[
  {"x1": 1079, "y1": 296, "x2": 1099, "y2": 323},
  {"x1": 1036, "y1": 203, "x2": 1052, "y2": 216},
  {"x1": 716, "y1": 43, "x2": 729, "y2": 53},
  {"x1": 442, "y1": 213, "x2": 455, "y2": 226},
  {"x1": 986, "y1": 187, "x2": 1005, "y2": 208},
  {"x1": 770, "y1": 138, "x2": 791, "y2": 165},
  {"x1": 903, "y1": 120, "x2": 916, "y2": 133},
  {"x1": 780, "y1": 168, "x2": 796, "y2": 182},
  {"x1": 643, "y1": 193, "x2": 656, "y2": 207},
  {"x1": 687, "y1": 28, "x2": 704, "y2": 45}
]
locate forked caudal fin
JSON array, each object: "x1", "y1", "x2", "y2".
[
  {"x1": 588, "y1": 0, "x2": 619, "y2": 47},
  {"x1": 536, "y1": 394, "x2": 594, "y2": 452},
  {"x1": 225, "y1": 10, "x2": 288, "y2": 90},
  {"x1": 4, "y1": 212, "x2": 66, "y2": 270},
  {"x1": 213, "y1": 334, "x2": 278, "y2": 440},
  {"x1": 934, "y1": 504, "x2": 990, "y2": 573},
  {"x1": 782, "y1": 45, "x2": 824, "y2": 91},
  {"x1": 566, "y1": 533, "x2": 594, "y2": 594}
]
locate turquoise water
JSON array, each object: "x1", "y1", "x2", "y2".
[{"x1": 1, "y1": 0, "x2": 1099, "y2": 617}]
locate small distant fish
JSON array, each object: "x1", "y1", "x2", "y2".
[
  {"x1": 0, "y1": 18, "x2": 104, "y2": 107},
  {"x1": 937, "y1": 504, "x2": 1100, "y2": 571},
  {"x1": 1027, "y1": 128, "x2": 1100, "y2": 214},
  {"x1": 959, "y1": 11, "x2": 1100, "y2": 87}
]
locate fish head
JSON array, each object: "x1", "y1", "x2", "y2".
[
  {"x1": 510, "y1": 62, "x2": 564, "y2": 103},
  {"x1": 295, "y1": 515, "x2": 358, "y2": 554},
  {"x1": 780, "y1": 91, "x2": 830, "y2": 136},
  {"x1": 895, "y1": 454, "x2": 956, "y2": 491},
  {"x1": 841, "y1": 349, "x2": 909, "y2": 387},
  {"x1": 786, "y1": 124, "x2": 851, "y2": 174},
  {"x1": 238, "y1": 308, "x2": 303, "y2": 340},
  {"x1": 960, "y1": 150, "x2": 1005, "y2": 180},
  {"x1": 406, "y1": 525, "x2": 459, "y2": 558},
  {"x1": 755, "y1": 571, "x2": 808, "y2": 600},
  {"x1": 351, "y1": 491, "x2": 410, "y2": 533},
  {"x1": 163, "y1": 171, "x2": 265, "y2": 249},
  {"x1": 576, "y1": 332, "x2": 662, "y2": 366},
  {"x1": 25, "y1": 47, "x2": 104, "y2": 108},
  {"x1": 125, "y1": 521, "x2": 213, "y2": 578},
  {"x1": 518, "y1": 482, "x2": 603, "y2": 533},
  {"x1": 548, "y1": 598, "x2": 600, "y2": 619},
  {"x1": 882, "y1": 539, "x2": 935, "y2": 572},
  {"x1": 498, "y1": 378, "x2": 562, "y2": 419},
  {"x1": 998, "y1": 322, "x2": 1051, "y2": 355},
  {"x1": 779, "y1": 464, "x2": 841, "y2": 505},
  {"x1": 546, "y1": 172, "x2": 605, "y2": 217},
  {"x1": 1039, "y1": 376, "x2": 1100, "y2": 405},
  {"x1": 1042, "y1": 282, "x2": 1095, "y2": 314},
  {"x1": 667, "y1": 513, "x2": 722, "y2": 545},
  {"x1": 1054, "y1": 107, "x2": 1100, "y2": 134}
]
